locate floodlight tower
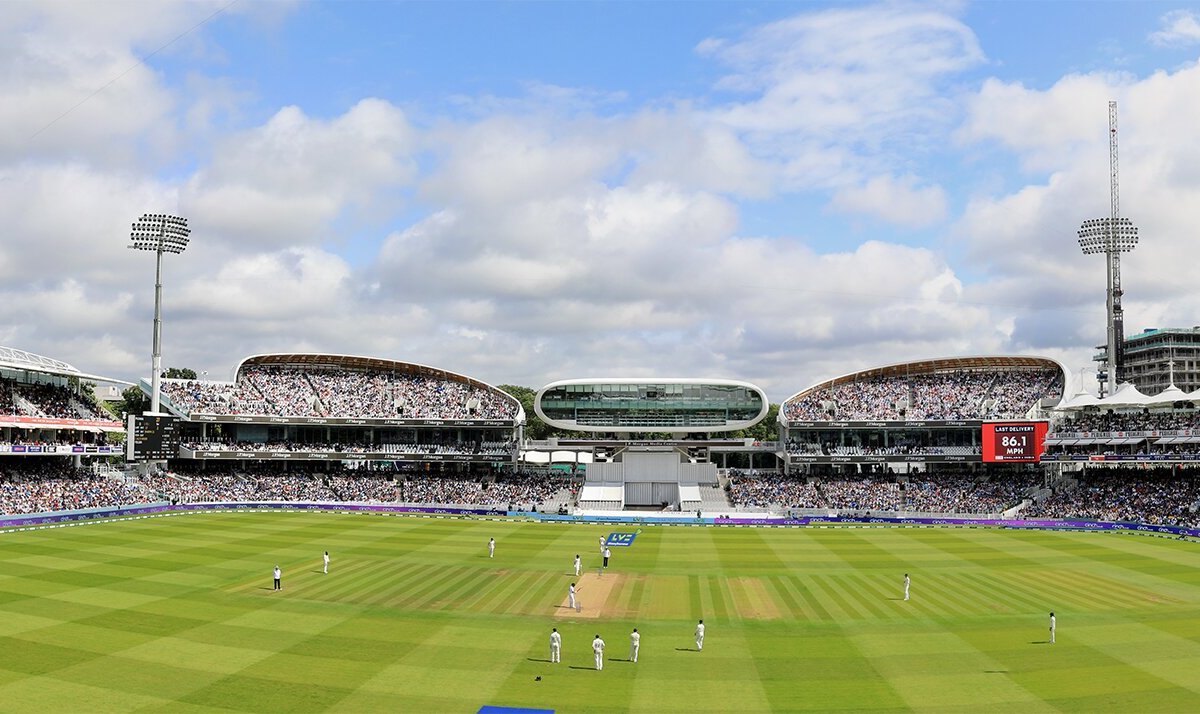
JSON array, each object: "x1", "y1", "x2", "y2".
[
  {"x1": 1078, "y1": 101, "x2": 1137, "y2": 397},
  {"x1": 129, "y1": 214, "x2": 191, "y2": 414}
]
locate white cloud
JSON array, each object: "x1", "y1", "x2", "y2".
[
  {"x1": 1150, "y1": 10, "x2": 1200, "y2": 47},
  {"x1": 830, "y1": 174, "x2": 948, "y2": 228},
  {"x1": 700, "y1": 5, "x2": 983, "y2": 160},
  {"x1": 184, "y1": 100, "x2": 418, "y2": 249}
]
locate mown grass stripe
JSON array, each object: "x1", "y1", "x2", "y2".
[
  {"x1": 707, "y1": 573, "x2": 731, "y2": 620},
  {"x1": 319, "y1": 560, "x2": 427, "y2": 604},
  {"x1": 765, "y1": 575, "x2": 805, "y2": 620},
  {"x1": 688, "y1": 575, "x2": 704, "y2": 618},
  {"x1": 492, "y1": 571, "x2": 554, "y2": 615},
  {"x1": 412, "y1": 566, "x2": 487, "y2": 612},
  {"x1": 807, "y1": 574, "x2": 864, "y2": 620},
  {"x1": 389, "y1": 565, "x2": 473, "y2": 609},
  {"x1": 785, "y1": 574, "x2": 834, "y2": 621}
]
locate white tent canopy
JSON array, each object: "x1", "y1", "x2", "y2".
[
  {"x1": 1098, "y1": 382, "x2": 1152, "y2": 408},
  {"x1": 1145, "y1": 384, "x2": 1196, "y2": 407},
  {"x1": 1056, "y1": 389, "x2": 1102, "y2": 411}
]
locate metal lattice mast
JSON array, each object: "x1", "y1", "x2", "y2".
[
  {"x1": 1107, "y1": 101, "x2": 1125, "y2": 396},
  {"x1": 1079, "y1": 101, "x2": 1137, "y2": 398}
]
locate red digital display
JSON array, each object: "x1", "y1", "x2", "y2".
[{"x1": 982, "y1": 421, "x2": 1049, "y2": 463}]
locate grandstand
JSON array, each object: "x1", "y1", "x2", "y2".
[
  {"x1": 1043, "y1": 382, "x2": 1200, "y2": 463},
  {"x1": 153, "y1": 354, "x2": 523, "y2": 473},
  {"x1": 779, "y1": 356, "x2": 1065, "y2": 472},
  {"x1": 0, "y1": 345, "x2": 125, "y2": 461}
]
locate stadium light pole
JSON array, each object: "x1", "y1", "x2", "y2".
[
  {"x1": 129, "y1": 213, "x2": 191, "y2": 414},
  {"x1": 1078, "y1": 101, "x2": 1137, "y2": 398}
]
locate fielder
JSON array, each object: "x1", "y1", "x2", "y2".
[
  {"x1": 630, "y1": 628, "x2": 640, "y2": 663},
  {"x1": 574, "y1": 554, "x2": 582, "y2": 577},
  {"x1": 903, "y1": 573, "x2": 910, "y2": 601},
  {"x1": 603, "y1": 546, "x2": 611, "y2": 570},
  {"x1": 323, "y1": 551, "x2": 330, "y2": 574},
  {"x1": 695, "y1": 619, "x2": 705, "y2": 651},
  {"x1": 569, "y1": 582, "x2": 577, "y2": 610},
  {"x1": 273, "y1": 565, "x2": 282, "y2": 591},
  {"x1": 592, "y1": 633, "x2": 605, "y2": 670},
  {"x1": 1049, "y1": 612, "x2": 1056, "y2": 644},
  {"x1": 489, "y1": 537, "x2": 495, "y2": 558},
  {"x1": 550, "y1": 627, "x2": 561, "y2": 663}
]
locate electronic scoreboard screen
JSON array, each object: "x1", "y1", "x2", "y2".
[
  {"x1": 126, "y1": 414, "x2": 182, "y2": 461},
  {"x1": 981, "y1": 421, "x2": 1049, "y2": 463}
]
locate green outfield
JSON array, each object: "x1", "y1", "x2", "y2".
[{"x1": 2, "y1": 512, "x2": 1200, "y2": 712}]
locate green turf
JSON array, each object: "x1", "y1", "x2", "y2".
[{"x1": 2, "y1": 512, "x2": 1200, "y2": 712}]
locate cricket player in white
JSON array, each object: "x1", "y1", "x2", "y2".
[
  {"x1": 323, "y1": 551, "x2": 330, "y2": 574},
  {"x1": 489, "y1": 537, "x2": 495, "y2": 558},
  {"x1": 903, "y1": 573, "x2": 910, "y2": 601},
  {"x1": 599, "y1": 536, "x2": 606, "y2": 555},
  {"x1": 630, "y1": 628, "x2": 640, "y2": 663},
  {"x1": 592, "y1": 634, "x2": 605, "y2": 670},
  {"x1": 574, "y1": 554, "x2": 582, "y2": 577},
  {"x1": 550, "y1": 628, "x2": 561, "y2": 663},
  {"x1": 1049, "y1": 612, "x2": 1056, "y2": 644},
  {"x1": 569, "y1": 582, "x2": 577, "y2": 610},
  {"x1": 273, "y1": 565, "x2": 282, "y2": 591},
  {"x1": 695, "y1": 619, "x2": 705, "y2": 651}
]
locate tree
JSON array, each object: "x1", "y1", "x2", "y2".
[
  {"x1": 745, "y1": 403, "x2": 780, "y2": 442},
  {"x1": 498, "y1": 385, "x2": 551, "y2": 440},
  {"x1": 163, "y1": 367, "x2": 197, "y2": 380},
  {"x1": 118, "y1": 385, "x2": 149, "y2": 418}
]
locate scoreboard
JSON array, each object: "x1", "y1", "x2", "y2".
[
  {"x1": 981, "y1": 421, "x2": 1048, "y2": 463},
  {"x1": 126, "y1": 414, "x2": 182, "y2": 461}
]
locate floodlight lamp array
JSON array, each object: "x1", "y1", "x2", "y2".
[
  {"x1": 1077, "y1": 217, "x2": 1138, "y2": 255},
  {"x1": 129, "y1": 213, "x2": 191, "y2": 254}
]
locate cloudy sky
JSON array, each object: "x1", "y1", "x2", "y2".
[{"x1": 3, "y1": 1, "x2": 1200, "y2": 400}]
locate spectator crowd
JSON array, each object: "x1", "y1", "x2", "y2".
[
  {"x1": 783, "y1": 369, "x2": 1062, "y2": 421},
  {"x1": 160, "y1": 365, "x2": 520, "y2": 421},
  {"x1": 726, "y1": 471, "x2": 1042, "y2": 515},
  {"x1": 1, "y1": 377, "x2": 115, "y2": 422}
]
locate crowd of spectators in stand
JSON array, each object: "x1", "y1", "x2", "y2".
[
  {"x1": 783, "y1": 368, "x2": 1062, "y2": 421},
  {"x1": 160, "y1": 365, "x2": 519, "y2": 420},
  {"x1": 1, "y1": 378, "x2": 115, "y2": 422},
  {"x1": 398, "y1": 473, "x2": 565, "y2": 508},
  {"x1": 726, "y1": 470, "x2": 1040, "y2": 514},
  {"x1": 1026, "y1": 468, "x2": 1200, "y2": 527},
  {"x1": 0, "y1": 460, "x2": 154, "y2": 514},
  {"x1": 328, "y1": 474, "x2": 397, "y2": 502},
  {"x1": 1053, "y1": 411, "x2": 1200, "y2": 433},
  {"x1": 726, "y1": 471, "x2": 823, "y2": 509},
  {"x1": 1043, "y1": 411, "x2": 1200, "y2": 460},
  {"x1": 182, "y1": 440, "x2": 513, "y2": 456}
]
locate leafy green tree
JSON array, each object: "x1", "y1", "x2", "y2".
[
  {"x1": 745, "y1": 403, "x2": 780, "y2": 442},
  {"x1": 118, "y1": 385, "x2": 150, "y2": 418},
  {"x1": 163, "y1": 367, "x2": 198, "y2": 379},
  {"x1": 499, "y1": 385, "x2": 550, "y2": 440}
]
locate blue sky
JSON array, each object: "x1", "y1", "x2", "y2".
[{"x1": 3, "y1": 0, "x2": 1200, "y2": 399}]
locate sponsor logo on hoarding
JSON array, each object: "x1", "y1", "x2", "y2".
[{"x1": 606, "y1": 532, "x2": 638, "y2": 547}]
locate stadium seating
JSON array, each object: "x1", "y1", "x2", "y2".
[
  {"x1": 160, "y1": 365, "x2": 519, "y2": 420},
  {"x1": 783, "y1": 368, "x2": 1062, "y2": 421}
]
